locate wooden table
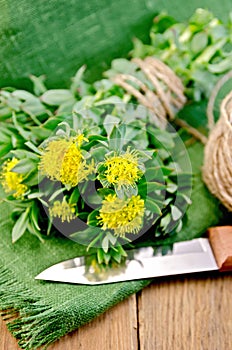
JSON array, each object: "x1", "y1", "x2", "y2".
[{"x1": 1, "y1": 272, "x2": 232, "y2": 350}]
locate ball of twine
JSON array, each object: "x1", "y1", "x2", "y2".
[
  {"x1": 112, "y1": 56, "x2": 208, "y2": 142},
  {"x1": 203, "y1": 83, "x2": 232, "y2": 211},
  {"x1": 112, "y1": 58, "x2": 232, "y2": 210},
  {"x1": 112, "y1": 57, "x2": 186, "y2": 129}
]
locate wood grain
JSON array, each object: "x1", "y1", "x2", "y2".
[
  {"x1": 48, "y1": 294, "x2": 138, "y2": 350},
  {"x1": 138, "y1": 273, "x2": 232, "y2": 350},
  {"x1": 1, "y1": 274, "x2": 232, "y2": 350},
  {"x1": 0, "y1": 295, "x2": 137, "y2": 350},
  {"x1": 0, "y1": 316, "x2": 21, "y2": 350}
]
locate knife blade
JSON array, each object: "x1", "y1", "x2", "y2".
[{"x1": 35, "y1": 226, "x2": 232, "y2": 285}]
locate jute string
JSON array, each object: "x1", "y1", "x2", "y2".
[
  {"x1": 113, "y1": 57, "x2": 232, "y2": 211},
  {"x1": 112, "y1": 57, "x2": 208, "y2": 141},
  {"x1": 203, "y1": 82, "x2": 232, "y2": 211}
]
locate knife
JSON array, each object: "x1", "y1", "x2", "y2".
[{"x1": 35, "y1": 226, "x2": 232, "y2": 285}]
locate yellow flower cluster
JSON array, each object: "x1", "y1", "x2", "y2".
[
  {"x1": 103, "y1": 150, "x2": 142, "y2": 189},
  {"x1": 98, "y1": 194, "x2": 145, "y2": 237},
  {"x1": 0, "y1": 158, "x2": 27, "y2": 199},
  {"x1": 39, "y1": 135, "x2": 94, "y2": 187},
  {"x1": 49, "y1": 200, "x2": 76, "y2": 222}
]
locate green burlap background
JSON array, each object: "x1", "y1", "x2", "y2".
[
  {"x1": 0, "y1": 0, "x2": 230, "y2": 89},
  {"x1": 0, "y1": 0, "x2": 228, "y2": 349}
]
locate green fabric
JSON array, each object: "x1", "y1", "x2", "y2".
[
  {"x1": 0, "y1": 0, "x2": 230, "y2": 88},
  {"x1": 0, "y1": 0, "x2": 227, "y2": 349},
  {"x1": 0, "y1": 202, "x2": 151, "y2": 348},
  {"x1": 0, "y1": 140, "x2": 220, "y2": 349}
]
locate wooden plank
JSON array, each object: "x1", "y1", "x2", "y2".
[
  {"x1": 48, "y1": 294, "x2": 138, "y2": 350},
  {"x1": 138, "y1": 274, "x2": 232, "y2": 350},
  {"x1": 0, "y1": 294, "x2": 138, "y2": 350},
  {"x1": 0, "y1": 316, "x2": 21, "y2": 350},
  {"x1": 2, "y1": 274, "x2": 232, "y2": 350}
]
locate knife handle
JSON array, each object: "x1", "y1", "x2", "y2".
[{"x1": 208, "y1": 226, "x2": 232, "y2": 272}]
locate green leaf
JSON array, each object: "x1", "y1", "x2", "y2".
[
  {"x1": 87, "y1": 209, "x2": 100, "y2": 226},
  {"x1": 29, "y1": 126, "x2": 51, "y2": 140},
  {"x1": 87, "y1": 192, "x2": 102, "y2": 205},
  {"x1": 147, "y1": 126, "x2": 175, "y2": 149},
  {"x1": 23, "y1": 169, "x2": 39, "y2": 187},
  {"x1": 108, "y1": 125, "x2": 123, "y2": 151},
  {"x1": 116, "y1": 244, "x2": 127, "y2": 257},
  {"x1": 145, "y1": 198, "x2": 162, "y2": 215},
  {"x1": 0, "y1": 144, "x2": 11, "y2": 158},
  {"x1": 12, "y1": 90, "x2": 46, "y2": 116},
  {"x1": 12, "y1": 89, "x2": 37, "y2": 100},
  {"x1": 0, "y1": 106, "x2": 11, "y2": 119},
  {"x1": 12, "y1": 113, "x2": 31, "y2": 140},
  {"x1": 22, "y1": 98, "x2": 46, "y2": 117},
  {"x1": 166, "y1": 182, "x2": 178, "y2": 193},
  {"x1": 111, "y1": 248, "x2": 122, "y2": 264},
  {"x1": 42, "y1": 117, "x2": 64, "y2": 130},
  {"x1": 30, "y1": 75, "x2": 47, "y2": 96},
  {"x1": 28, "y1": 192, "x2": 44, "y2": 199},
  {"x1": 106, "y1": 232, "x2": 117, "y2": 245},
  {"x1": 41, "y1": 89, "x2": 74, "y2": 106},
  {"x1": 97, "y1": 248, "x2": 104, "y2": 264},
  {"x1": 27, "y1": 221, "x2": 44, "y2": 243},
  {"x1": 102, "y1": 236, "x2": 109, "y2": 253},
  {"x1": 111, "y1": 58, "x2": 138, "y2": 74},
  {"x1": 86, "y1": 230, "x2": 102, "y2": 251},
  {"x1": 48, "y1": 188, "x2": 65, "y2": 202},
  {"x1": 25, "y1": 141, "x2": 43, "y2": 155},
  {"x1": 160, "y1": 213, "x2": 171, "y2": 231},
  {"x1": 69, "y1": 188, "x2": 80, "y2": 205},
  {"x1": 56, "y1": 100, "x2": 75, "y2": 114},
  {"x1": 91, "y1": 146, "x2": 108, "y2": 161},
  {"x1": 195, "y1": 38, "x2": 227, "y2": 64},
  {"x1": 30, "y1": 203, "x2": 41, "y2": 231},
  {"x1": 138, "y1": 181, "x2": 166, "y2": 194},
  {"x1": 11, "y1": 158, "x2": 37, "y2": 174},
  {"x1": 171, "y1": 205, "x2": 182, "y2": 221},
  {"x1": 191, "y1": 32, "x2": 208, "y2": 54},
  {"x1": 103, "y1": 252, "x2": 111, "y2": 265},
  {"x1": 11, "y1": 149, "x2": 40, "y2": 160},
  {"x1": 97, "y1": 188, "x2": 114, "y2": 198},
  {"x1": 115, "y1": 184, "x2": 138, "y2": 199},
  {"x1": 77, "y1": 212, "x2": 88, "y2": 221},
  {"x1": 70, "y1": 65, "x2": 87, "y2": 94},
  {"x1": 103, "y1": 114, "x2": 120, "y2": 136},
  {"x1": 12, "y1": 208, "x2": 30, "y2": 243},
  {"x1": 144, "y1": 167, "x2": 166, "y2": 182},
  {"x1": 208, "y1": 55, "x2": 232, "y2": 73}
]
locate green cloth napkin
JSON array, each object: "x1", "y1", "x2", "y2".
[
  {"x1": 0, "y1": 203, "x2": 151, "y2": 349},
  {"x1": 0, "y1": 140, "x2": 220, "y2": 349}
]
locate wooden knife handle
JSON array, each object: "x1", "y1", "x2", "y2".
[{"x1": 208, "y1": 226, "x2": 232, "y2": 272}]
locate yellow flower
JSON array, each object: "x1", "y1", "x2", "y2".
[
  {"x1": 60, "y1": 142, "x2": 94, "y2": 187},
  {"x1": 76, "y1": 134, "x2": 89, "y2": 147},
  {"x1": 102, "y1": 149, "x2": 143, "y2": 189},
  {"x1": 49, "y1": 200, "x2": 76, "y2": 222},
  {"x1": 39, "y1": 134, "x2": 94, "y2": 187},
  {"x1": 98, "y1": 194, "x2": 145, "y2": 236},
  {"x1": 0, "y1": 158, "x2": 27, "y2": 199},
  {"x1": 39, "y1": 139, "x2": 70, "y2": 181}
]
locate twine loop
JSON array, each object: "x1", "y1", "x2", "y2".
[
  {"x1": 112, "y1": 57, "x2": 186, "y2": 129},
  {"x1": 203, "y1": 88, "x2": 232, "y2": 211},
  {"x1": 113, "y1": 57, "x2": 232, "y2": 211}
]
